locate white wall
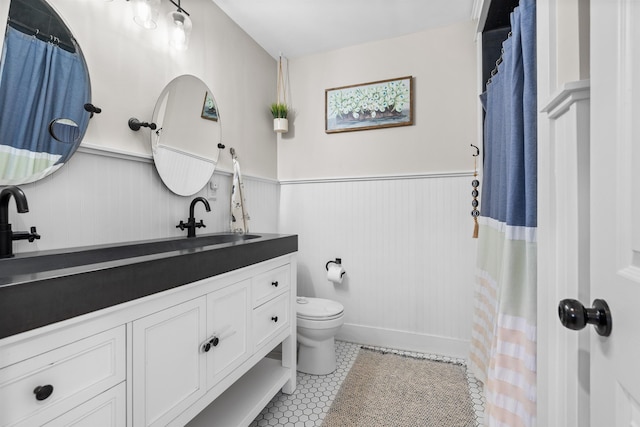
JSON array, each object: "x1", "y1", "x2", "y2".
[
  {"x1": 279, "y1": 175, "x2": 476, "y2": 358},
  {"x1": 47, "y1": 0, "x2": 278, "y2": 180},
  {"x1": 278, "y1": 20, "x2": 478, "y2": 181},
  {"x1": 2, "y1": 0, "x2": 280, "y2": 254},
  {"x1": 276, "y1": 20, "x2": 479, "y2": 357},
  {"x1": 10, "y1": 152, "x2": 279, "y2": 253}
]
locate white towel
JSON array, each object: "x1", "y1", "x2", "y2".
[{"x1": 230, "y1": 157, "x2": 250, "y2": 233}]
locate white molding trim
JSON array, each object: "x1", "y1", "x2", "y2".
[
  {"x1": 77, "y1": 144, "x2": 467, "y2": 186},
  {"x1": 279, "y1": 171, "x2": 475, "y2": 185},
  {"x1": 541, "y1": 79, "x2": 591, "y2": 119},
  {"x1": 474, "y1": 0, "x2": 491, "y2": 36},
  {"x1": 78, "y1": 143, "x2": 153, "y2": 163},
  {"x1": 77, "y1": 143, "x2": 279, "y2": 184},
  {"x1": 337, "y1": 323, "x2": 470, "y2": 360},
  {"x1": 215, "y1": 170, "x2": 280, "y2": 185}
]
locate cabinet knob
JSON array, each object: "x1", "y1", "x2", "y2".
[
  {"x1": 33, "y1": 385, "x2": 54, "y2": 401},
  {"x1": 271, "y1": 281, "x2": 279, "y2": 287},
  {"x1": 271, "y1": 316, "x2": 278, "y2": 322},
  {"x1": 201, "y1": 336, "x2": 220, "y2": 353}
]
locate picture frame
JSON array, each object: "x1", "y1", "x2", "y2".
[
  {"x1": 325, "y1": 76, "x2": 413, "y2": 133},
  {"x1": 201, "y1": 92, "x2": 218, "y2": 121}
]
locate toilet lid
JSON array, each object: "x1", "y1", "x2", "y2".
[{"x1": 296, "y1": 297, "x2": 344, "y2": 320}]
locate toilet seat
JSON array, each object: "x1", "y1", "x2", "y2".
[{"x1": 296, "y1": 297, "x2": 344, "y2": 321}]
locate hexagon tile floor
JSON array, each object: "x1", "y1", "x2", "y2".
[{"x1": 249, "y1": 341, "x2": 485, "y2": 427}]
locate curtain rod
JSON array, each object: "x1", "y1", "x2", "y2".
[{"x1": 7, "y1": 17, "x2": 75, "y2": 53}]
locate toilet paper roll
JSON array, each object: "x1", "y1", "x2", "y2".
[{"x1": 327, "y1": 264, "x2": 345, "y2": 284}]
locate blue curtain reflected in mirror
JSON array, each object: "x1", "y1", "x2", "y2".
[
  {"x1": 49, "y1": 118, "x2": 80, "y2": 143},
  {"x1": 0, "y1": 25, "x2": 90, "y2": 184}
]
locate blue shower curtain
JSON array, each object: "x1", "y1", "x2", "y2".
[
  {"x1": 0, "y1": 26, "x2": 90, "y2": 182},
  {"x1": 469, "y1": 1, "x2": 537, "y2": 426}
]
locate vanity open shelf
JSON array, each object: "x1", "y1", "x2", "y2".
[{"x1": 0, "y1": 233, "x2": 297, "y2": 427}]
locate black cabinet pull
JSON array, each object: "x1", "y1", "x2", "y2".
[
  {"x1": 271, "y1": 316, "x2": 278, "y2": 322},
  {"x1": 201, "y1": 336, "x2": 220, "y2": 353},
  {"x1": 34, "y1": 385, "x2": 54, "y2": 401},
  {"x1": 271, "y1": 281, "x2": 278, "y2": 287}
]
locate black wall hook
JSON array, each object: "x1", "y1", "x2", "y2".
[
  {"x1": 128, "y1": 118, "x2": 157, "y2": 131},
  {"x1": 471, "y1": 144, "x2": 480, "y2": 157},
  {"x1": 84, "y1": 103, "x2": 102, "y2": 118}
]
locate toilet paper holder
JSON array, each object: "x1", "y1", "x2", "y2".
[{"x1": 325, "y1": 258, "x2": 345, "y2": 277}]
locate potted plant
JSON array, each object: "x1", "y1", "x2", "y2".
[{"x1": 271, "y1": 102, "x2": 289, "y2": 133}]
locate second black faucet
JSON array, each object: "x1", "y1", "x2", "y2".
[
  {"x1": 0, "y1": 186, "x2": 40, "y2": 258},
  {"x1": 176, "y1": 197, "x2": 211, "y2": 238}
]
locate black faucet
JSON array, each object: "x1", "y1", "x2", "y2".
[
  {"x1": 0, "y1": 186, "x2": 40, "y2": 258},
  {"x1": 176, "y1": 197, "x2": 211, "y2": 238}
]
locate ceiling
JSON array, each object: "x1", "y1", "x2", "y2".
[{"x1": 210, "y1": 0, "x2": 477, "y2": 59}]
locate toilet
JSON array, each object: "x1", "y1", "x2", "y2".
[{"x1": 296, "y1": 297, "x2": 345, "y2": 375}]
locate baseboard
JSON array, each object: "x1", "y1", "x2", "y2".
[{"x1": 336, "y1": 323, "x2": 470, "y2": 360}]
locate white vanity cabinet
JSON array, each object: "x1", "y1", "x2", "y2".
[
  {"x1": 0, "y1": 327, "x2": 126, "y2": 427},
  {"x1": 132, "y1": 279, "x2": 252, "y2": 427},
  {"x1": 0, "y1": 253, "x2": 296, "y2": 427}
]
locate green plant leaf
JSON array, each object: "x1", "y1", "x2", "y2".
[{"x1": 270, "y1": 103, "x2": 288, "y2": 118}]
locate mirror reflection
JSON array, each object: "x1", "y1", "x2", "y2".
[
  {"x1": 151, "y1": 75, "x2": 221, "y2": 196},
  {"x1": 0, "y1": 0, "x2": 91, "y2": 184},
  {"x1": 49, "y1": 118, "x2": 80, "y2": 143}
]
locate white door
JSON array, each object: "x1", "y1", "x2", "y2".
[{"x1": 588, "y1": 0, "x2": 640, "y2": 424}]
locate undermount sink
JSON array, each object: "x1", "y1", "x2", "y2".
[{"x1": 0, "y1": 233, "x2": 262, "y2": 278}]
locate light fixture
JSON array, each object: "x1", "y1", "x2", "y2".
[
  {"x1": 168, "y1": 2, "x2": 191, "y2": 51},
  {"x1": 132, "y1": 0, "x2": 161, "y2": 29},
  {"x1": 126, "y1": 0, "x2": 192, "y2": 50}
]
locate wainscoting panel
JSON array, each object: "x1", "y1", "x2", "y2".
[
  {"x1": 8, "y1": 151, "x2": 279, "y2": 253},
  {"x1": 279, "y1": 175, "x2": 477, "y2": 357}
]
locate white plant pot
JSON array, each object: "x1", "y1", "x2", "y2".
[{"x1": 273, "y1": 118, "x2": 288, "y2": 133}]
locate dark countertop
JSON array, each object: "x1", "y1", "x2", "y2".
[{"x1": 0, "y1": 233, "x2": 297, "y2": 339}]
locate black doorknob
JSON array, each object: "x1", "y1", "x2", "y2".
[{"x1": 558, "y1": 298, "x2": 612, "y2": 337}]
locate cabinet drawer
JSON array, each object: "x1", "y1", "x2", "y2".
[
  {"x1": 252, "y1": 264, "x2": 290, "y2": 307},
  {"x1": 43, "y1": 382, "x2": 126, "y2": 427},
  {"x1": 0, "y1": 326, "x2": 125, "y2": 427},
  {"x1": 253, "y1": 293, "x2": 289, "y2": 349}
]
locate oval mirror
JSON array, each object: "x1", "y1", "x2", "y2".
[
  {"x1": 151, "y1": 75, "x2": 221, "y2": 196},
  {"x1": 0, "y1": 0, "x2": 92, "y2": 184}
]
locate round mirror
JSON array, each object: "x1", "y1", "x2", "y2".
[
  {"x1": 49, "y1": 118, "x2": 80, "y2": 143},
  {"x1": 151, "y1": 75, "x2": 221, "y2": 196},
  {"x1": 0, "y1": 0, "x2": 92, "y2": 184}
]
